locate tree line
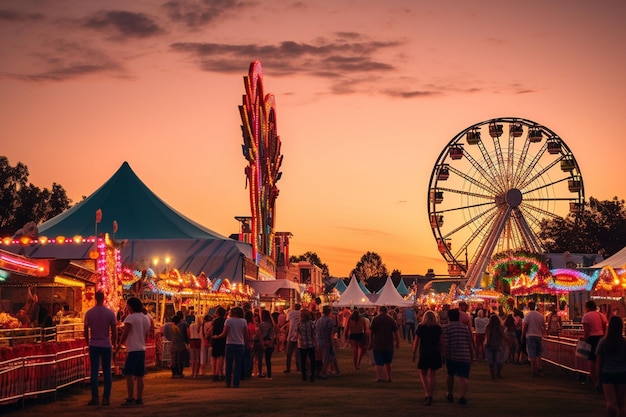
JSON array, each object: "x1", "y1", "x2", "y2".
[{"x1": 0, "y1": 157, "x2": 71, "y2": 237}]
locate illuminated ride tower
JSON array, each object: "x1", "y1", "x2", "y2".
[{"x1": 239, "y1": 61, "x2": 284, "y2": 270}]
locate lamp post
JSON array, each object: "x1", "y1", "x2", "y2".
[
  {"x1": 153, "y1": 258, "x2": 160, "y2": 323},
  {"x1": 152, "y1": 256, "x2": 172, "y2": 324}
]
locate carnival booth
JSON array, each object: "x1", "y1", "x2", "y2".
[
  {"x1": 0, "y1": 247, "x2": 97, "y2": 406},
  {"x1": 5, "y1": 162, "x2": 255, "y2": 324},
  {"x1": 589, "y1": 266, "x2": 626, "y2": 318},
  {"x1": 489, "y1": 251, "x2": 597, "y2": 317},
  {"x1": 589, "y1": 247, "x2": 626, "y2": 318},
  {"x1": 0, "y1": 162, "x2": 257, "y2": 405},
  {"x1": 247, "y1": 279, "x2": 301, "y2": 311}
]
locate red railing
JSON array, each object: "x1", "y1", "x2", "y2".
[{"x1": 0, "y1": 339, "x2": 157, "y2": 406}]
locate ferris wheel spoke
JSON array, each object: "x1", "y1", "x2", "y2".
[
  {"x1": 441, "y1": 205, "x2": 498, "y2": 240},
  {"x1": 436, "y1": 186, "x2": 494, "y2": 201},
  {"x1": 436, "y1": 201, "x2": 495, "y2": 215},
  {"x1": 522, "y1": 177, "x2": 569, "y2": 195},
  {"x1": 473, "y1": 140, "x2": 507, "y2": 191},
  {"x1": 451, "y1": 219, "x2": 493, "y2": 263},
  {"x1": 513, "y1": 136, "x2": 533, "y2": 186},
  {"x1": 491, "y1": 136, "x2": 507, "y2": 186},
  {"x1": 506, "y1": 134, "x2": 516, "y2": 189},
  {"x1": 518, "y1": 157, "x2": 561, "y2": 190},
  {"x1": 515, "y1": 142, "x2": 549, "y2": 188},
  {"x1": 448, "y1": 162, "x2": 501, "y2": 195},
  {"x1": 519, "y1": 202, "x2": 562, "y2": 222}
]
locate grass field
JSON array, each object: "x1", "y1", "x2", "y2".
[{"x1": 2, "y1": 343, "x2": 605, "y2": 417}]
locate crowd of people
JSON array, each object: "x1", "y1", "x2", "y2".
[{"x1": 82, "y1": 296, "x2": 626, "y2": 416}]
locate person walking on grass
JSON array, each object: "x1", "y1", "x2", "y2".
[
  {"x1": 345, "y1": 308, "x2": 368, "y2": 370},
  {"x1": 117, "y1": 297, "x2": 151, "y2": 406},
  {"x1": 473, "y1": 309, "x2": 489, "y2": 361},
  {"x1": 297, "y1": 309, "x2": 317, "y2": 382},
  {"x1": 258, "y1": 309, "x2": 276, "y2": 379},
  {"x1": 412, "y1": 310, "x2": 443, "y2": 406},
  {"x1": 370, "y1": 305, "x2": 400, "y2": 383},
  {"x1": 84, "y1": 290, "x2": 117, "y2": 406},
  {"x1": 583, "y1": 299, "x2": 608, "y2": 388},
  {"x1": 283, "y1": 303, "x2": 302, "y2": 373},
  {"x1": 443, "y1": 308, "x2": 473, "y2": 405},
  {"x1": 484, "y1": 314, "x2": 513, "y2": 381},
  {"x1": 316, "y1": 305, "x2": 341, "y2": 379},
  {"x1": 596, "y1": 315, "x2": 626, "y2": 417}
]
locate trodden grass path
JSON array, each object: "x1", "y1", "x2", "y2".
[{"x1": 2, "y1": 343, "x2": 605, "y2": 417}]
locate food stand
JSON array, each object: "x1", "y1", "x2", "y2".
[
  {"x1": 0, "y1": 247, "x2": 94, "y2": 406},
  {"x1": 590, "y1": 265, "x2": 626, "y2": 318}
]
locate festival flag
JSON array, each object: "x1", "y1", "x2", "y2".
[{"x1": 95, "y1": 209, "x2": 103, "y2": 223}]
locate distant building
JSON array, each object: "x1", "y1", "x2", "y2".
[{"x1": 401, "y1": 269, "x2": 467, "y2": 296}]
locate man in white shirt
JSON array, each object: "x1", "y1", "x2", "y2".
[
  {"x1": 283, "y1": 304, "x2": 302, "y2": 373},
  {"x1": 117, "y1": 297, "x2": 151, "y2": 406}
]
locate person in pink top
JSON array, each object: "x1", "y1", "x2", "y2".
[{"x1": 582, "y1": 300, "x2": 608, "y2": 388}]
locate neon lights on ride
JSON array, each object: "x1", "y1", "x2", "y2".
[
  {"x1": 595, "y1": 266, "x2": 626, "y2": 290},
  {"x1": 0, "y1": 253, "x2": 48, "y2": 277},
  {"x1": 0, "y1": 236, "x2": 96, "y2": 245},
  {"x1": 489, "y1": 252, "x2": 551, "y2": 282},
  {"x1": 548, "y1": 268, "x2": 598, "y2": 292},
  {"x1": 239, "y1": 61, "x2": 283, "y2": 264}
]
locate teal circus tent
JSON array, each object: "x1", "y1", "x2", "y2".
[
  {"x1": 396, "y1": 279, "x2": 410, "y2": 296},
  {"x1": 39, "y1": 162, "x2": 229, "y2": 240},
  {"x1": 19, "y1": 162, "x2": 252, "y2": 282},
  {"x1": 358, "y1": 280, "x2": 371, "y2": 294},
  {"x1": 333, "y1": 279, "x2": 347, "y2": 294}
]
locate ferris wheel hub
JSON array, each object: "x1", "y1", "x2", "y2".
[{"x1": 506, "y1": 188, "x2": 523, "y2": 208}]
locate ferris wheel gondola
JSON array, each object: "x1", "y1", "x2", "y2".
[{"x1": 427, "y1": 117, "x2": 585, "y2": 287}]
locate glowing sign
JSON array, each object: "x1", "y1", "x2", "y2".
[{"x1": 0, "y1": 253, "x2": 48, "y2": 277}]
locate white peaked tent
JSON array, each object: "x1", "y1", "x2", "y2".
[
  {"x1": 334, "y1": 276, "x2": 375, "y2": 307},
  {"x1": 374, "y1": 277, "x2": 414, "y2": 307}
]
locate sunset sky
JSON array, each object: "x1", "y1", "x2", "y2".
[{"x1": 1, "y1": 1, "x2": 625, "y2": 278}]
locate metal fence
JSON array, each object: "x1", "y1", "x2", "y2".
[
  {"x1": 0, "y1": 342, "x2": 157, "y2": 407},
  {"x1": 0, "y1": 347, "x2": 85, "y2": 406},
  {"x1": 0, "y1": 323, "x2": 84, "y2": 345},
  {"x1": 542, "y1": 334, "x2": 590, "y2": 376}
]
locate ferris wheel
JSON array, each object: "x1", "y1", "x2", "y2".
[{"x1": 427, "y1": 117, "x2": 585, "y2": 288}]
